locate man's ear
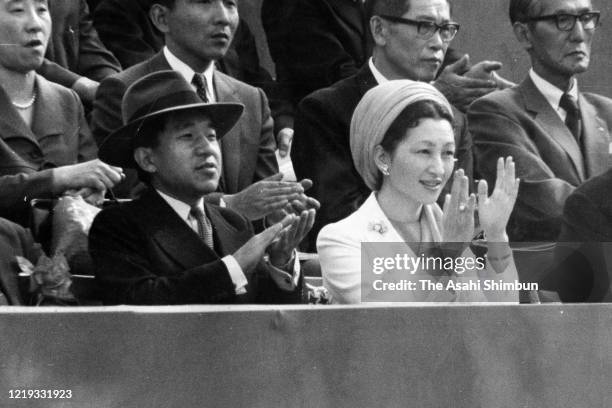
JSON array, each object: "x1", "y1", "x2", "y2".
[
  {"x1": 370, "y1": 16, "x2": 389, "y2": 46},
  {"x1": 373, "y1": 144, "x2": 391, "y2": 174},
  {"x1": 513, "y1": 22, "x2": 533, "y2": 52},
  {"x1": 149, "y1": 4, "x2": 170, "y2": 34},
  {"x1": 134, "y1": 147, "x2": 158, "y2": 175}
]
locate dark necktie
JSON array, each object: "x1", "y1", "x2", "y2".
[
  {"x1": 190, "y1": 206, "x2": 214, "y2": 249},
  {"x1": 192, "y1": 73, "x2": 209, "y2": 103},
  {"x1": 559, "y1": 93, "x2": 582, "y2": 144}
]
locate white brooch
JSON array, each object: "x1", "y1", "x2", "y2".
[{"x1": 368, "y1": 220, "x2": 388, "y2": 235}]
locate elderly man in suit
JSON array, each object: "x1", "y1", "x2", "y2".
[
  {"x1": 0, "y1": 0, "x2": 124, "y2": 225},
  {"x1": 38, "y1": 0, "x2": 121, "y2": 105},
  {"x1": 90, "y1": 70, "x2": 315, "y2": 305},
  {"x1": 468, "y1": 0, "x2": 612, "y2": 241},
  {"x1": 91, "y1": 0, "x2": 308, "y2": 221},
  {"x1": 291, "y1": 0, "x2": 508, "y2": 250}
]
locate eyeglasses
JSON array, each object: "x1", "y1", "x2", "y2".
[
  {"x1": 527, "y1": 11, "x2": 601, "y2": 31},
  {"x1": 378, "y1": 15, "x2": 460, "y2": 42}
]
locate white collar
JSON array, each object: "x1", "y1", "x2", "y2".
[
  {"x1": 529, "y1": 68, "x2": 579, "y2": 113},
  {"x1": 368, "y1": 57, "x2": 389, "y2": 84},
  {"x1": 156, "y1": 188, "x2": 205, "y2": 223},
  {"x1": 163, "y1": 46, "x2": 216, "y2": 101}
]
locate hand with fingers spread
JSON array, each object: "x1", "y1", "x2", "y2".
[
  {"x1": 442, "y1": 169, "x2": 477, "y2": 243},
  {"x1": 232, "y1": 214, "x2": 297, "y2": 276},
  {"x1": 477, "y1": 157, "x2": 520, "y2": 242},
  {"x1": 223, "y1": 173, "x2": 307, "y2": 220},
  {"x1": 266, "y1": 178, "x2": 321, "y2": 225},
  {"x1": 52, "y1": 159, "x2": 125, "y2": 197},
  {"x1": 268, "y1": 208, "x2": 316, "y2": 267},
  {"x1": 433, "y1": 54, "x2": 499, "y2": 112}
]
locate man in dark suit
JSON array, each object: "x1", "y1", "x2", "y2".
[
  {"x1": 91, "y1": 0, "x2": 306, "y2": 221},
  {"x1": 540, "y1": 168, "x2": 612, "y2": 302},
  {"x1": 292, "y1": 0, "x2": 506, "y2": 250},
  {"x1": 468, "y1": 0, "x2": 612, "y2": 241},
  {"x1": 90, "y1": 70, "x2": 315, "y2": 305},
  {"x1": 37, "y1": 0, "x2": 121, "y2": 106},
  {"x1": 93, "y1": 0, "x2": 292, "y2": 157}
]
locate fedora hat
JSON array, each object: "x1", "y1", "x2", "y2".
[{"x1": 98, "y1": 70, "x2": 244, "y2": 168}]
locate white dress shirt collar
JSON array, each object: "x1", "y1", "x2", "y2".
[
  {"x1": 369, "y1": 57, "x2": 389, "y2": 84},
  {"x1": 155, "y1": 188, "x2": 204, "y2": 230},
  {"x1": 163, "y1": 46, "x2": 216, "y2": 102},
  {"x1": 529, "y1": 68, "x2": 578, "y2": 121}
]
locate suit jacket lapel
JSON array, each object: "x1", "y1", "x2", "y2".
[
  {"x1": 521, "y1": 77, "x2": 586, "y2": 181},
  {"x1": 134, "y1": 189, "x2": 219, "y2": 271},
  {"x1": 579, "y1": 94, "x2": 610, "y2": 178},
  {"x1": 206, "y1": 203, "x2": 251, "y2": 256},
  {"x1": 0, "y1": 83, "x2": 41, "y2": 153},
  {"x1": 356, "y1": 64, "x2": 379, "y2": 96},
  {"x1": 212, "y1": 72, "x2": 241, "y2": 192},
  {"x1": 31, "y1": 76, "x2": 67, "y2": 138}
]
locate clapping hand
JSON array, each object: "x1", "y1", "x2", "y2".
[
  {"x1": 267, "y1": 208, "x2": 316, "y2": 267},
  {"x1": 442, "y1": 169, "x2": 477, "y2": 243},
  {"x1": 477, "y1": 157, "x2": 520, "y2": 242},
  {"x1": 224, "y1": 173, "x2": 307, "y2": 220}
]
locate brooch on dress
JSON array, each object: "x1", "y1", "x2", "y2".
[{"x1": 368, "y1": 220, "x2": 388, "y2": 235}]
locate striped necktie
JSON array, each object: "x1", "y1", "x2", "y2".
[
  {"x1": 192, "y1": 73, "x2": 209, "y2": 103},
  {"x1": 559, "y1": 93, "x2": 582, "y2": 144},
  {"x1": 190, "y1": 206, "x2": 214, "y2": 249}
]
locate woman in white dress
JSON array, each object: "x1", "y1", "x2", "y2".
[{"x1": 317, "y1": 80, "x2": 520, "y2": 304}]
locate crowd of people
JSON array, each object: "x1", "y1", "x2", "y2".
[{"x1": 0, "y1": 0, "x2": 610, "y2": 305}]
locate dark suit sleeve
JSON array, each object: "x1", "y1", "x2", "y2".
[
  {"x1": 93, "y1": 0, "x2": 159, "y2": 68},
  {"x1": 73, "y1": 89, "x2": 98, "y2": 161},
  {"x1": 91, "y1": 75, "x2": 126, "y2": 145},
  {"x1": 292, "y1": 93, "x2": 370, "y2": 250},
  {"x1": 545, "y1": 190, "x2": 611, "y2": 302},
  {"x1": 89, "y1": 208, "x2": 237, "y2": 305},
  {"x1": 37, "y1": 59, "x2": 82, "y2": 88},
  {"x1": 74, "y1": 0, "x2": 122, "y2": 81},
  {"x1": 468, "y1": 97, "x2": 575, "y2": 241},
  {"x1": 253, "y1": 88, "x2": 279, "y2": 181}
]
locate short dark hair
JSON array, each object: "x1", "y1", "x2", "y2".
[
  {"x1": 380, "y1": 99, "x2": 454, "y2": 156},
  {"x1": 509, "y1": 0, "x2": 543, "y2": 24},
  {"x1": 365, "y1": 0, "x2": 452, "y2": 20}
]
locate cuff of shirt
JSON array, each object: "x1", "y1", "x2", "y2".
[
  {"x1": 266, "y1": 250, "x2": 301, "y2": 291},
  {"x1": 222, "y1": 255, "x2": 248, "y2": 295}
]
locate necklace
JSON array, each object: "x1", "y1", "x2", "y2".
[{"x1": 12, "y1": 89, "x2": 37, "y2": 110}]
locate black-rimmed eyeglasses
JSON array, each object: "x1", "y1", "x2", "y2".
[
  {"x1": 527, "y1": 11, "x2": 601, "y2": 31},
  {"x1": 378, "y1": 15, "x2": 460, "y2": 42}
]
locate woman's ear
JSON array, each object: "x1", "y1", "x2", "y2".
[
  {"x1": 134, "y1": 147, "x2": 157, "y2": 175},
  {"x1": 374, "y1": 145, "x2": 391, "y2": 176}
]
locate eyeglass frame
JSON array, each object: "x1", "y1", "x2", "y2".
[
  {"x1": 526, "y1": 11, "x2": 601, "y2": 31},
  {"x1": 377, "y1": 14, "x2": 460, "y2": 42}
]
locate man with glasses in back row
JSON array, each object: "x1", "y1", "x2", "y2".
[
  {"x1": 292, "y1": 0, "x2": 511, "y2": 250},
  {"x1": 468, "y1": 0, "x2": 612, "y2": 242}
]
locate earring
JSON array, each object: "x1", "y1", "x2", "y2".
[{"x1": 381, "y1": 165, "x2": 390, "y2": 176}]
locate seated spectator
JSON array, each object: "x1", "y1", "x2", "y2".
[
  {"x1": 544, "y1": 168, "x2": 612, "y2": 302},
  {"x1": 0, "y1": 218, "x2": 44, "y2": 305},
  {"x1": 0, "y1": 0, "x2": 124, "y2": 225},
  {"x1": 317, "y1": 81, "x2": 519, "y2": 304},
  {"x1": 468, "y1": 0, "x2": 612, "y2": 241},
  {"x1": 91, "y1": 0, "x2": 316, "y2": 223},
  {"x1": 90, "y1": 70, "x2": 315, "y2": 305},
  {"x1": 37, "y1": 0, "x2": 121, "y2": 106},
  {"x1": 92, "y1": 0, "x2": 293, "y2": 155},
  {"x1": 292, "y1": 0, "x2": 509, "y2": 250}
]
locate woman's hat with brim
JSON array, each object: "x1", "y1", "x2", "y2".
[{"x1": 98, "y1": 70, "x2": 244, "y2": 168}]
